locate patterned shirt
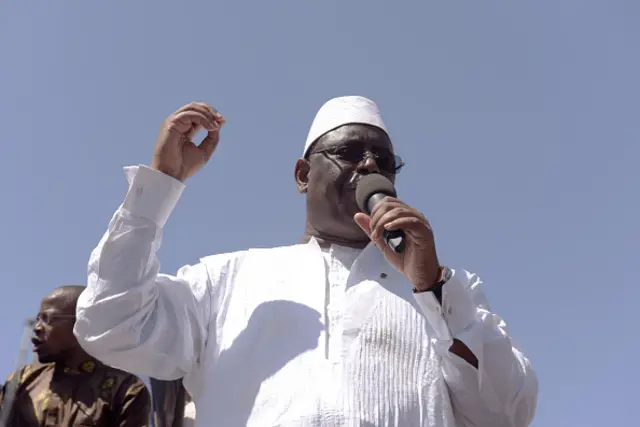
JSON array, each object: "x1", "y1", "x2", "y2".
[{"x1": 0, "y1": 360, "x2": 150, "y2": 426}]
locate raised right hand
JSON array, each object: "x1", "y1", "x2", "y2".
[{"x1": 150, "y1": 102, "x2": 226, "y2": 182}]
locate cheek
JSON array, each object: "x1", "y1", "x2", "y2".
[
  {"x1": 312, "y1": 163, "x2": 339, "y2": 179},
  {"x1": 48, "y1": 327, "x2": 74, "y2": 347},
  {"x1": 45, "y1": 327, "x2": 60, "y2": 340},
  {"x1": 309, "y1": 169, "x2": 337, "y2": 194}
]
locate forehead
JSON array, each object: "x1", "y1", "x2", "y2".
[
  {"x1": 40, "y1": 293, "x2": 71, "y2": 313},
  {"x1": 315, "y1": 124, "x2": 393, "y2": 152}
]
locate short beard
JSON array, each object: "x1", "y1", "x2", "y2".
[{"x1": 36, "y1": 352, "x2": 60, "y2": 364}]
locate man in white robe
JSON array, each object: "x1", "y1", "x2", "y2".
[{"x1": 74, "y1": 96, "x2": 538, "y2": 427}]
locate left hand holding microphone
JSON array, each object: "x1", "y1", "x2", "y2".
[{"x1": 354, "y1": 196, "x2": 440, "y2": 292}]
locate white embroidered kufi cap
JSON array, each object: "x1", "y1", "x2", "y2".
[{"x1": 303, "y1": 96, "x2": 388, "y2": 158}]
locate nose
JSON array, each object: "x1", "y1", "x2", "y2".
[
  {"x1": 356, "y1": 152, "x2": 380, "y2": 174},
  {"x1": 33, "y1": 319, "x2": 44, "y2": 334}
]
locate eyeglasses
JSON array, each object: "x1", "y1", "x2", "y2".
[
  {"x1": 308, "y1": 144, "x2": 405, "y2": 175},
  {"x1": 35, "y1": 312, "x2": 76, "y2": 326}
]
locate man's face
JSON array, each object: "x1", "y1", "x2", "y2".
[
  {"x1": 296, "y1": 123, "x2": 400, "y2": 242},
  {"x1": 31, "y1": 294, "x2": 78, "y2": 363}
]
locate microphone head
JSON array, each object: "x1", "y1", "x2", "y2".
[{"x1": 355, "y1": 174, "x2": 397, "y2": 215}]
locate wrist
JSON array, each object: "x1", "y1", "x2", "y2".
[
  {"x1": 413, "y1": 266, "x2": 449, "y2": 293},
  {"x1": 150, "y1": 160, "x2": 184, "y2": 182}
]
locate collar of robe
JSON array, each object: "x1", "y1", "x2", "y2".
[{"x1": 56, "y1": 359, "x2": 98, "y2": 375}]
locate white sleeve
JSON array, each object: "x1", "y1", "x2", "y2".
[
  {"x1": 413, "y1": 269, "x2": 538, "y2": 427},
  {"x1": 74, "y1": 165, "x2": 236, "y2": 381}
]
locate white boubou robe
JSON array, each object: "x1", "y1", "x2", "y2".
[{"x1": 74, "y1": 165, "x2": 538, "y2": 427}]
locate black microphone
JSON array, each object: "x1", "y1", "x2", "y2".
[{"x1": 355, "y1": 174, "x2": 406, "y2": 254}]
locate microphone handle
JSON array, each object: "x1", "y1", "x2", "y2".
[{"x1": 383, "y1": 229, "x2": 406, "y2": 254}]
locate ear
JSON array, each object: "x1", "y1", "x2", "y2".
[{"x1": 294, "y1": 158, "x2": 310, "y2": 193}]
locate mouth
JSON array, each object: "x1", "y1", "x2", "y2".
[{"x1": 31, "y1": 337, "x2": 43, "y2": 350}]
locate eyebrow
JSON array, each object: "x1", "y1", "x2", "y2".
[
  {"x1": 328, "y1": 141, "x2": 394, "y2": 153},
  {"x1": 39, "y1": 309, "x2": 75, "y2": 315}
]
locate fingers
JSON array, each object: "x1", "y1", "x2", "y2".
[
  {"x1": 198, "y1": 129, "x2": 221, "y2": 161},
  {"x1": 369, "y1": 197, "x2": 429, "y2": 241},
  {"x1": 185, "y1": 123, "x2": 202, "y2": 140},
  {"x1": 171, "y1": 103, "x2": 225, "y2": 160},
  {"x1": 369, "y1": 197, "x2": 404, "y2": 220},
  {"x1": 175, "y1": 102, "x2": 225, "y2": 125},
  {"x1": 371, "y1": 209, "x2": 415, "y2": 241},
  {"x1": 168, "y1": 102, "x2": 226, "y2": 139},
  {"x1": 382, "y1": 216, "x2": 431, "y2": 239},
  {"x1": 170, "y1": 111, "x2": 218, "y2": 135},
  {"x1": 369, "y1": 197, "x2": 411, "y2": 237}
]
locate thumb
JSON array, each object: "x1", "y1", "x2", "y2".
[
  {"x1": 198, "y1": 128, "x2": 221, "y2": 162},
  {"x1": 353, "y1": 213, "x2": 372, "y2": 236}
]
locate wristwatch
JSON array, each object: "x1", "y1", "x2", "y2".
[{"x1": 413, "y1": 266, "x2": 452, "y2": 305}]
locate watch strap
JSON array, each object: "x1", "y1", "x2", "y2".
[{"x1": 413, "y1": 266, "x2": 452, "y2": 305}]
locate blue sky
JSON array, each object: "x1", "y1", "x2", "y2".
[{"x1": 1, "y1": 1, "x2": 637, "y2": 425}]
